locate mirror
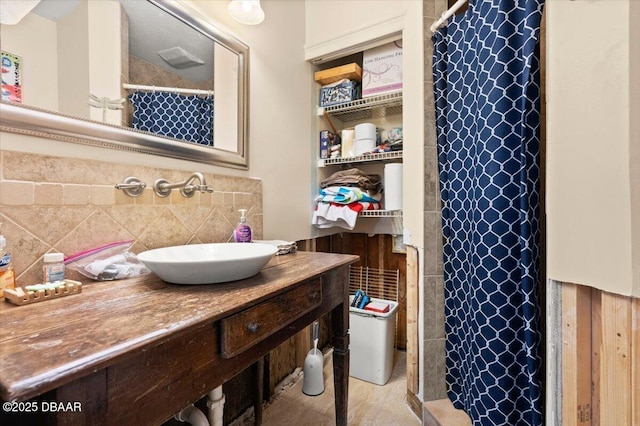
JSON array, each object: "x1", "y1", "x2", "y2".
[{"x1": 0, "y1": 0, "x2": 249, "y2": 169}]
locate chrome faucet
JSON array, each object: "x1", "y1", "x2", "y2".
[{"x1": 153, "y1": 172, "x2": 214, "y2": 198}]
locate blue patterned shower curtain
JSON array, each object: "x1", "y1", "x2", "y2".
[
  {"x1": 129, "y1": 92, "x2": 214, "y2": 146},
  {"x1": 432, "y1": 0, "x2": 544, "y2": 424}
]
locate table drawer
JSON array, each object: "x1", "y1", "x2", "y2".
[{"x1": 220, "y1": 279, "x2": 322, "y2": 358}]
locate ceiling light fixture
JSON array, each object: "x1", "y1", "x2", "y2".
[{"x1": 227, "y1": 0, "x2": 264, "y2": 25}]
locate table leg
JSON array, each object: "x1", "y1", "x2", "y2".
[
  {"x1": 331, "y1": 301, "x2": 349, "y2": 426},
  {"x1": 254, "y1": 357, "x2": 264, "y2": 425}
]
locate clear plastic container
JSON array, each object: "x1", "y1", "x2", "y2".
[{"x1": 43, "y1": 252, "x2": 65, "y2": 283}]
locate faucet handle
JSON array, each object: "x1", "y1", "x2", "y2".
[{"x1": 115, "y1": 177, "x2": 147, "y2": 197}]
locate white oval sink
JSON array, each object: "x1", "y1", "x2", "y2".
[{"x1": 137, "y1": 243, "x2": 278, "y2": 284}]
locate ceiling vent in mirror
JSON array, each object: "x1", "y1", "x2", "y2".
[{"x1": 157, "y1": 47, "x2": 205, "y2": 69}]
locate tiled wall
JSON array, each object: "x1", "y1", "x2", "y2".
[
  {"x1": 129, "y1": 56, "x2": 213, "y2": 92},
  {"x1": 423, "y1": 0, "x2": 448, "y2": 401},
  {"x1": 0, "y1": 150, "x2": 262, "y2": 286}
]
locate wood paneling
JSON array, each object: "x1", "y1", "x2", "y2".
[
  {"x1": 597, "y1": 291, "x2": 633, "y2": 426},
  {"x1": 406, "y1": 245, "x2": 420, "y2": 395},
  {"x1": 561, "y1": 283, "x2": 592, "y2": 426},
  {"x1": 559, "y1": 283, "x2": 639, "y2": 426}
]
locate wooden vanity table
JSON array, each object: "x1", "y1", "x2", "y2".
[{"x1": 0, "y1": 251, "x2": 358, "y2": 425}]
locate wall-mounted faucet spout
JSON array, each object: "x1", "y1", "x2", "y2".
[{"x1": 153, "y1": 172, "x2": 214, "y2": 198}]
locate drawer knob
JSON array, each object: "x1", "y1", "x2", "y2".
[
  {"x1": 309, "y1": 291, "x2": 320, "y2": 302},
  {"x1": 247, "y1": 322, "x2": 260, "y2": 334}
]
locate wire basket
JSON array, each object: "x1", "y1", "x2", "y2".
[{"x1": 348, "y1": 266, "x2": 399, "y2": 302}]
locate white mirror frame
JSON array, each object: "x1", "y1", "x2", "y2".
[{"x1": 0, "y1": 0, "x2": 250, "y2": 170}]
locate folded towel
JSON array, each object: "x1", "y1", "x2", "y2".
[
  {"x1": 253, "y1": 240, "x2": 298, "y2": 255},
  {"x1": 312, "y1": 201, "x2": 381, "y2": 230},
  {"x1": 317, "y1": 186, "x2": 381, "y2": 204},
  {"x1": 319, "y1": 168, "x2": 382, "y2": 196}
]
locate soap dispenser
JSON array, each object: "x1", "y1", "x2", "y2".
[
  {"x1": 234, "y1": 209, "x2": 252, "y2": 243},
  {"x1": 0, "y1": 224, "x2": 16, "y2": 297}
]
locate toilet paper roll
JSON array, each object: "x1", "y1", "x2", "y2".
[
  {"x1": 354, "y1": 123, "x2": 376, "y2": 141},
  {"x1": 341, "y1": 128, "x2": 355, "y2": 157},
  {"x1": 384, "y1": 163, "x2": 403, "y2": 211},
  {"x1": 354, "y1": 138, "x2": 375, "y2": 156}
]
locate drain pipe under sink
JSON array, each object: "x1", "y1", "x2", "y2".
[
  {"x1": 174, "y1": 404, "x2": 209, "y2": 426},
  {"x1": 207, "y1": 386, "x2": 226, "y2": 426},
  {"x1": 173, "y1": 385, "x2": 225, "y2": 426}
]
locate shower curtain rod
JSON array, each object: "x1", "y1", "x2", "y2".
[
  {"x1": 430, "y1": 0, "x2": 468, "y2": 33},
  {"x1": 123, "y1": 83, "x2": 214, "y2": 96}
]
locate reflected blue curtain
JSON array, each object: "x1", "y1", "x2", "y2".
[
  {"x1": 432, "y1": 0, "x2": 544, "y2": 424},
  {"x1": 129, "y1": 92, "x2": 214, "y2": 146}
]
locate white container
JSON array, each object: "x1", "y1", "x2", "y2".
[
  {"x1": 354, "y1": 138, "x2": 375, "y2": 156},
  {"x1": 349, "y1": 296, "x2": 399, "y2": 385},
  {"x1": 354, "y1": 123, "x2": 376, "y2": 141},
  {"x1": 43, "y1": 252, "x2": 65, "y2": 283}
]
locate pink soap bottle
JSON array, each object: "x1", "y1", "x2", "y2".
[{"x1": 234, "y1": 209, "x2": 252, "y2": 243}]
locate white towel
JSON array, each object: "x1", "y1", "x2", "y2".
[{"x1": 312, "y1": 201, "x2": 381, "y2": 230}]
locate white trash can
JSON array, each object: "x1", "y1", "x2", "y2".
[{"x1": 348, "y1": 296, "x2": 399, "y2": 385}]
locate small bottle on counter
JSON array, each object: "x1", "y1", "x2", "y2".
[{"x1": 43, "y1": 253, "x2": 65, "y2": 283}]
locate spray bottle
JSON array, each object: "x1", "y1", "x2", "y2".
[
  {"x1": 0, "y1": 224, "x2": 16, "y2": 297},
  {"x1": 234, "y1": 209, "x2": 252, "y2": 243}
]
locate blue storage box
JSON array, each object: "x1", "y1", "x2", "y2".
[{"x1": 319, "y1": 80, "x2": 360, "y2": 107}]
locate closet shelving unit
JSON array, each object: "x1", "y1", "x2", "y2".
[
  {"x1": 317, "y1": 150, "x2": 402, "y2": 167},
  {"x1": 319, "y1": 91, "x2": 403, "y2": 122},
  {"x1": 318, "y1": 91, "x2": 404, "y2": 219}
]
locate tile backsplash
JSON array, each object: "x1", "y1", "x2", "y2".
[{"x1": 0, "y1": 150, "x2": 262, "y2": 286}]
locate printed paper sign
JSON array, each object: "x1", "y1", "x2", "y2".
[{"x1": 1, "y1": 51, "x2": 23, "y2": 103}]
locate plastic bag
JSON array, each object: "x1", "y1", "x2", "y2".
[{"x1": 64, "y1": 241, "x2": 151, "y2": 281}]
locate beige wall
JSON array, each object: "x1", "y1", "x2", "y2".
[
  {"x1": 87, "y1": 0, "x2": 123, "y2": 124},
  {"x1": 631, "y1": 0, "x2": 640, "y2": 297},
  {"x1": 213, "y1": 44, "x2": 239, "y2": 152},
  {"x1": 57, "y1": 0, "x2": 90, "y2": 119},
  {"x1": 546, "y1": 0, "x2": 639, "y2": 297}
]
